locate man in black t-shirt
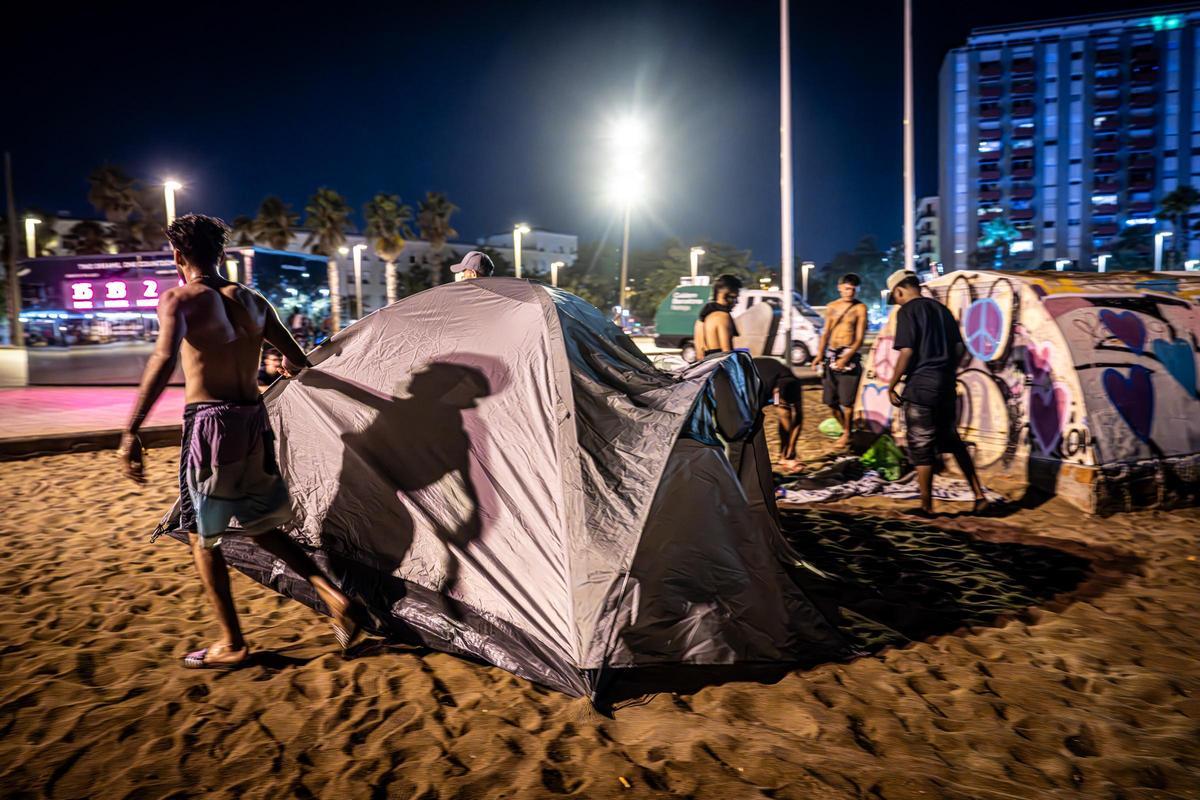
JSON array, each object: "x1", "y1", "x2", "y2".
[{"x1": 885, "y1": 270, "x2": 987, "y2": 516}]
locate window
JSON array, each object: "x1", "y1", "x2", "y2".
[
  {"x1": 978, "y1": 141, "x2": 1002, "y2": 153},
  {"x1": 1012, "y1": 241, "x2": 1034, "y2": 253},
  {"x1": 1092, "y1": 194, "x2": 1119, "y2": 205}
]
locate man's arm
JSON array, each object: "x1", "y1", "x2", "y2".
[
  {"x1": 120, "y1": 290, "x2": 186, "y2": 482},
  {"x1": 888, "y1": 348, "x2": 913, "y2": 407},
  {"x1": 811, "y1": 306, "x2": 832, "y2": 366},
  {"x1": 263, "y1": 301, "x2": 311, "y2": 374}
]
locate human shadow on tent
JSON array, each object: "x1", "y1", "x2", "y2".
[{"x1": 297, "y1": 361, "x2": 496, "y2": 623}]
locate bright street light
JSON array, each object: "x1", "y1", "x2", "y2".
[
  {"x1": 1154, "y1": 231, "x2": 1173, "y2": 271},
  {"x1": 550, "y1": 260, "x2": 564, "y2": 288},
  {"x1": 163, "y1": 180, "x2": 182, "y2": 225},
  {"x1": 1097, "y1": 254, "x2": 1111, "y2": 273},
  {"x1": 689, "y1": 246, "x2": 705, "y2": 280},
  {"x1": 337, "y1": 246, "x2": 350, "y2": 256},
  {"x1": 608, "y1": 116, "x2": 647, "y2": 313},
  {"x1": 24, "y1": 217, "x2": 41, "y2": 259},
  {"x1": 513, "y1": 223, "x2": 531, "y2": 279},
  {"x1": 1186, "y1": 259, "x2": 1200, "y2": 271},
  {"x1": 1056, "y1": 258, "x2": 1071, "y2": 272},
  {"x1": 801, "y1": 261, "x2": 815, "y2": 302},
  {"x1": 352, "y1": 243, "x2": 367, "y2": 319}
]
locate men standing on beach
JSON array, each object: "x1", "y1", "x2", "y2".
[
  {"x1": 451, "y1": 251, "x2": 495, "y2": 281},
  {"x1": 811, "y1": 273, "x2": 867, "y2": 450},
  {"x1": 694, "y1": 274, "x2": 743, "y2": 357},
  {"x1": 119, "y1": 214, "x2": 361, "y2": 668},
  {"x1": 885, "y1": 270, "x2": 988, "y2": 516}
]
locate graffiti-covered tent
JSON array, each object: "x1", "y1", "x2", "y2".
[
  {"x1": 855, "y1": 271, "x2": 1200, "y2": 513},
  {"x1": 154, "y1": 279, "x2": 848, "y2": 696}
]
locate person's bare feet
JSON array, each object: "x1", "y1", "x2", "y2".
[
  {"x1": 183, "y1": 640, "x2": 250, "y2": 669},
  {"x1": 313, "y1": 580, "x2": 362, "y2": 651}
]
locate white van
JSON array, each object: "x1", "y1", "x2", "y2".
[{"x1": 654, "y1": 285, "x2": 824, "y2": 364}]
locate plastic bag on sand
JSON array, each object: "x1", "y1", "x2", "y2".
[
  {"x1": 817, "y1": 417, "x2": 843, "y2": 438},
  {"x1": 860, "y1": 434, "x2": 904, "y2": 481}
]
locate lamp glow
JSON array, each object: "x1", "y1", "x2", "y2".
[
  {"x1": 163, "y1": 180, "x2": 182, "y2": 225},
  {"x1": 550, "y1": 260, "x2": 565, "y2": 287},
  {"x1": 513, "y1": 224, "x2": 532, "y2": 279},
  {"x1": 353, "y1": 243, "x2": 367, "y2": 319},
  {"x1": 1154, "y1": 231, "x2": 1173, "y2": 271},
  {"x1": 24, "y1": 217, "x2": 42, "y2": 259},
  {"x1": 689, "y1": 246, "x2": 705, "y2": 280}
]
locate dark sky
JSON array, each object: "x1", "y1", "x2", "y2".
[{"x1": 6, "y1": 0, "x2": 1167, "y2": 264}]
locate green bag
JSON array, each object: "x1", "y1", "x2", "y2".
[
  {"x1": 817, "y1": 417, "x2": 843, "y2": 438},
  {"x1": 860, "y1": 434, "x2": 904, "y2": 481}
]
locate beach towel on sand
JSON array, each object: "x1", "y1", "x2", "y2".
[{"x1": 182, "y1": 401, "x2": 293, "y2": 548}]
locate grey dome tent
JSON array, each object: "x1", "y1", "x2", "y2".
[{"x1": 153, "y1": 279, "x2": 848, "y2": 696}]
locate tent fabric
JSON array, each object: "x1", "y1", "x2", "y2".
[
  {"x1": 853, "y1": 271, "x2": 1200, "y2": 512},
  {"x1": 153, "y1": 278, "x2": 848, "y2": 696}
]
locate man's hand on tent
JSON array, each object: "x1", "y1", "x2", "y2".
[{"x1": 280, "y1": 358, "x2": 309, "y2": 379}]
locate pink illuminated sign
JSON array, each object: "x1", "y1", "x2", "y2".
[{"x1": 63, "y1": 277, "x2": 179, "y2": 310}]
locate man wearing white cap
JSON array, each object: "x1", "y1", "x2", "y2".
[
  {"x1": 885, "y1": 269, "x2": 988, "y2": 516},
  {"x1": 451, "y1": 251, "x2": 495, "y2": 281}
]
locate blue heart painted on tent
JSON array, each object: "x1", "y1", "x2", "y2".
[
  {"x1": 1101, "y1": 364, "x2": 1155, "y2": 443},
  {"x1": 1152, "y1": 338, "x2": 1197, "y2": 397},
  {"x1": 1099, "y1": 309, "x2": 1146, "y2": 354}
]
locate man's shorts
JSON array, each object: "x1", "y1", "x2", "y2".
[
  {"x1": 822, "y1": 367, "x2": 861, "y2": 409},
  {"x1": 903, "y1": 396, "x2": 964, "y2": 467}
]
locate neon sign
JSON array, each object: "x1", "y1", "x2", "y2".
[{"x1": 63, "y1": 277, "x2": 177, "y2": 310}]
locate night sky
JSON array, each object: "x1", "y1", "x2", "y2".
[{"x1": 7, "y1": 0, "x2": 1165, "y2": 264}]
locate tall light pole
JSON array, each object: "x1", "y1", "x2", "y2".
[
  {"x1": 902, "y1": 0, "x2": 916, "y2": 272},
  {"x1": 689, "y1": 246, "x2": 705, "y2": 280},
  {"x1": 550, "y1": 260, "x2": 564, "y2": 287},
  {"x1": 1097, "y1": 253, "x2": 1110, "y2": 273},
  {"x1": 1154, "y1": 231, "x2": 1173, "y2": 271},
  {"x1": 801, "y1": 260, "x2": 814, "y2": 302},
  {"x1": 513, "y1": 223, "x2": 531, "y2": 278},
  {"x1": 610, "y1": 118, "x2": 645, "y2": 315},
  {"x1": 779, "y1": 0, "x2": 796, "y2": 365},
  {"x1": 4, "y1": 152, "x2": 23, "y2": 347},
  {"x1": 164, "y1": 180, "x2": 182, "y2": 225},
  {"x1": 241, "y1": 248, "x2": 255, "y2": 287},
  {"x1": 352, "y1": 243, "x2": 367, "y2": 319},
  {"x1": 24, "y1": 217, "x2": 41, "y2": 259}
]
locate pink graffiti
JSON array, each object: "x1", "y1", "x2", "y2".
[
  {"x1": 1028, "y1": 381, "x2": 1070, "y2": 454},
  {"x1": 860, "y1": 384, "x2": 894, "y2": 433},
  {"x1": 873, "y1": 335, "x2": 897, "y2": 383},
  {"x1": 1024, "y1": 340, "x2": 1056, "y2": 383}
]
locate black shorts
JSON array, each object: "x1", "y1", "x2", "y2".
[
  {"x1": 822, "y1": 367, "x2": 861, "y2": 409},
  {"x1": 903, "y1": 397, "x2": 963, "y2": 467}
]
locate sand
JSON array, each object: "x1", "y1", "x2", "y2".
[{"x1": 3, "y1": 400, "x2": 1200, "y2": 798}]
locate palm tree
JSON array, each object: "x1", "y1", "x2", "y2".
[
  {"x1": 1158, "y1": 185, "x2": 1200, "y2": 267},
  {"x1": 304, "y1": 188, "x2": 352, "y2": 330},
  {"x1": 87, "y1": 165, "x2": 139, "y2": 223},
  {"x1": 67, "y1": 220, "x2": 109, "y2": 255},
  {"x1": 364, "y1": 193, "x2": 414, "y2": 304},
  {"x1": 416, "y1": 191, "x2": 459, "y2": 284},
  {"x1": 229, "y1": 215, "x2": 258, "y2": 247},
  {"x1": 978, "y1": 217, "x2": 1020, "y2": 270},
  {"x1": 133, "y1": 185, "x2": 168, "y2": 251},
  {"x1": 255, "y1": 196, "x2": 300, "y2": 250}
]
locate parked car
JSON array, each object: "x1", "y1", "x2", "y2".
[{"x1": 653, "y1": 285, "x2": 823, "y2": 363}]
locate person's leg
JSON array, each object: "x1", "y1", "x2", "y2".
[
  {"x1": 903, "y1": 401, "x2": 938, "y2": 515},
  {"x1": 836, "y1": 406, "x2": 854, "y2": 449},
  {"x1": 189, "y1": 534, "x2": 249, "y2": 662},
  {"x1": 253, "y1": 529, "x2": 355, "y2": 628},
  {"x1": 934, "y1": 396, "x2": 988, "y2": 510},
  {"x1": 775, "y1": 404, "x2": 795, "y2": 459},
  {"x1": 915, "y1": 465, "x2": 935, "y2": 513}
]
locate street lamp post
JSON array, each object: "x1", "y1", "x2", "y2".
[
  {"x1": 880, "y1": 288, "x2": 889, "y2": 310},
  {"x1": 1097, "y1": 254, "x2": 1111, "y2": 273},
  {"x1": 24, "y1": 217, "x2": 41, "y2": 259},
  {"x1": 164, "y1": 180, "x2": 182, "y2": 225},
  {"x1": 902, "y1": 0, "x2": 916, "y2": 271},
  {"x1": 801, "y1": 261, "x2": 814, "y2": 302},
  {"x1": 513, "y1": 223, "x2": 531, "y2": 279},
  {"x1": 779, "y1": 0, "x2": 796, "y2": 365},
  {"x1": 352, "y1": 243, "x2": 367, "y2": 320},
  {"x1": 550, "y1": 260, "x2": 564, "y2": 287},
  {"x1": 689, "y1": 246, "x2": 705, "y2": 281},
  {"x1": 1154, "y1": 231, "x2": 1173, "y2": 271}
]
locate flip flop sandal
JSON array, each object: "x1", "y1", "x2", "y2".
[
  {"x1": 331, "y1": 619, "x2": 363, "y2": 652},
  {"x1": 182, "y1": 648, "x2": 250, "y2": 670}
]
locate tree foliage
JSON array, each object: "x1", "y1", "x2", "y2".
[
  {"x1": 416, "y1": 191, "x2": 459, "y2": 284},
  {"x1": 255, "y1": 196, "x2": 300, "y2": 250},
  {"x1": 303, "y1": 188, "x2": 352, "y2": 257},
  {"x1": 1158, "y1": 184, "x2": 1200, "y2": 266}
]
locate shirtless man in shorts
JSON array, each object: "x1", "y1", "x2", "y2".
[
  {"x1": 811, "y1": 273, "x2": 867, "y2": 450},
  {"x1": 694, "y1": 273, "x2": 743, "y2": 358},
  {"x1": 120, "y1": 214, "x2": 360, "y2": 668}
]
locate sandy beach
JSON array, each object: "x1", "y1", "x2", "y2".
[{"x1": 3, "y1": 389, "x2": 1200, "y2": 798}]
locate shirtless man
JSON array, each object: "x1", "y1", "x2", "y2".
[
  {"x1": 120, "y1": 214, "x2": 360, "y2": 668},
  {"x1": 694, "y1": 273, "x2": 743, "y2": 358},
  {"x1": 811, "y1": 273, "x2": 867, "y2": 450}
]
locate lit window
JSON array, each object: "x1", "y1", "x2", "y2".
[
  {"x1": 978, "y1": 141, "x2": 1002, "y2": 153},
  {"x1": 1092, "y1": 194, "x2": 1119, "y2": 205},
  {"x1": 1093, "y1": 116, "x2": 1110, "y2": 127},
  {"x1": 1011, "y1": 241, "x2": 1034, "y2": 253}
]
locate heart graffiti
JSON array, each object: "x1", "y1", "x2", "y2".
[
  {"x1": 1099, "y1": 309, "x2": 1147, "y2": 354},
  {"x1": 1024, "y1": 340, "x2": 1056, "y2": 382},
  {"x1": 1101, "y1": 364, "x2": 1155, "y2": 443},
  {"x1": 1028, "y1": 381, "x2": 1070, "y2": 454},
  {"x1": 1151, "y1": 338, "x2": 1198, "y2": 397},
  {"x1": 860, "y1": 384, "x2": 894, "y2": 433}
]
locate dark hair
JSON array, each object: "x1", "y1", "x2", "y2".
[
  {"x1": 712, "y1": 273, "x2": 743, "y2": 298},
  {"x1": 166, "y1": 213, "x2": 230, "y2": 269},
  {"x1": 897, "y1": 275, "x2": 922, "y2": 293},
  {"x1": 839, "y1": 273, "x2": 861, "y2": 287}
]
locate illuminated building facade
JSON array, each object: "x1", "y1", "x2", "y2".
[{"x1": 939, "y1": 7, "x2": 1200, "y2": 270}]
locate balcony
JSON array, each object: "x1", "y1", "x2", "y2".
[
  {"x1": 1094, "y1": 158, "x2": 1120, "y2": 174},
  {"x1": 1094, "y1": 116, "x2": 1119, "y2": 132},
  {"x1": 1094, "y1": 96, "x2": 1121, "y2": 112},
  {"x1": 1130, "y1": 135, "x2": 1156, "y2": 151},
  {"x1": 978, "y1": 189, "x2": 1001, "y2": 202},
  {"x1": 1097, "y1": 72, "x2": 1122, "y2": 87},
  {"x1": 977, "y1": 210, "x2": 1001, "y2": 222},
  {"x1": 1130, "y1": 153, "x2": 1156, "y2": 168},
  {"x1": 980, "y1": 62, "x2": 1003, "y2": 78},
  {"x1": 1020, "y1": 228, "x2": 1035, "y2": 240},
  {"x1": 1011, "y1": 208, "x2": 1035, "y2": 221},
  {"x1": 1094, "y1": 180, "x2": 1120, "y2": 193},
  {"x1": 1130, "y1": 177, "x2": 1155, "y2": 191},
  {"x1": 978, "y1": 150, "x2": 1002, "y2": 162},
  {"x1": 1131, "y1": 45, "x2": 1159, "y2": 60},
  {"x1": 1011, "y1": 80, "x2": 1036, "y2": 96},
  {"x1": 980, "y1": 84, "x2": 1002, "y2": 99},
  {"x1": 1096, "y1": 50, "x2": 1121, "y2": 64},
  {"x1": 1131, "y1": 91, "x2": 1159, "y2": 108},
  {"x1": 1132, "y1": 66, "x2": 1159, "y2": 85},
  {"x1": 1013, "y1": 145, "x2": 1035, "y2": 158},
  {"x1": 1130, "y1": 200, "x2": 1155, "y2": 214},
  {"x1": 1012, "y1": 59, "x2": 1035, "y2": 75},
  {"x1": 1093, "y1": 222, "x2": 1119, "y2": 236},
  {"x1": 979, "y1": 127, "x2": 1002, "y2": 140},
  {"x1": 1092, "y1": 204, "x2": 1118, "y2": 216},
  {"x1": 1094, "y1": 138, "x2": 1119, "y2": 153},
  {"x1": 980, "y1": 106, "x2": 1002, "y2": 119},
  {"x1": 979, "y1": 167, "x2": 1002, "y2": 181},
  {"x1": 1011, "y1": 185, "x2": 1035, "y2": 200},
  {"x1": 1011, "y1": 100, "x2": 1036, "y2": 118},
  {"x1": 1012, "y1": 166, "x2": 1035, "y2": 179}
]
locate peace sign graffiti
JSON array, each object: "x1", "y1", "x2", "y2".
[{"x1": 964, "y1": 298, "x2": 1005, "y2": 362}]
